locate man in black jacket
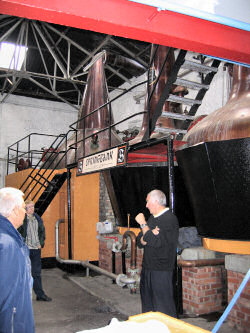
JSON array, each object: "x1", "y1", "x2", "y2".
[
  {"x1": 136, "y1": 189, "x2": 179, "y2": 317},
  {"x1": 18, "y1": 200, "x2": 52, "y2": 302}
]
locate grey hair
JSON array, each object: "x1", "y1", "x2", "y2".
[
  {"x1": 0, "y1": 187, "x2": 24, "y2": 218},
  {"x1": 148, "y1": 189, "x2": 167, "y2": 206}
]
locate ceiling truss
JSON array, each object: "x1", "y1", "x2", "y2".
[{"x1": 0, "y1": 15, "x2": 150, "y2": 109}]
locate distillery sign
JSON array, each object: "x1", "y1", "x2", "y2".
[{"x1": 77, "y1": 144, "x2": 127, "y2": 175}]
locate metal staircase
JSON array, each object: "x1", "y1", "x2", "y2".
[
  {"x1": 144, "y1": 48, "x2": 221, "y2": 139},
  {"x1": 18, "y1": 130, "x2": 77, "y2": 216},
  {"x1": 34, "y1": 172, "x2": 67, "y2": 216}
]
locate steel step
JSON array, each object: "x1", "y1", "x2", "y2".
[
  {"x1": 175, "y1": 78, "x2": 209, "y2": 90},
  {"x1": 182, "y1": 60, "x2": 219, "y2": 73},
  {"x1": 167, "y1": 94, "x2": 202, "y2": 106},
  {"x1": 161, "y1": 111, "x2": 195, "y2": 121},
  {"x1": 154, "y1": 126, "x2": 187, "y2": 135}
]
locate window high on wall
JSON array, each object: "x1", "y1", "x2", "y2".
[{"x1": 0, "y1": 42, "x2": 27, "y2": 70}]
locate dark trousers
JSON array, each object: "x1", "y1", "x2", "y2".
[
  {"x1": 29, "y1": 249, "x2": 45, "y2": 298},
  {"x1": 140, "y1": 268, "x2": 177, "y2": 317}
]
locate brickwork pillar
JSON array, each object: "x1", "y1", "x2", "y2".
[
  {"x1": 225, "y1": 255, "x2": 250, "y2": 333},
  {"x1": 182, "y1": 265, "x2": 226, "y2": 315},
  {"x1": 99, "y1": 172, "x2": 115, "y2": 223}
]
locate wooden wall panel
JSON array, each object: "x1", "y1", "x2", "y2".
[
  {"x1": 71, "y1": 170, "x2": 99, "y2": 261},
  {"x1": 5, "y1": 168, "x2": 100, "y2": 261}
]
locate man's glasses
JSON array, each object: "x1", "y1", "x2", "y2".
[{"x1": 26, "y1": 206, "x2": 34, "y2": 210}]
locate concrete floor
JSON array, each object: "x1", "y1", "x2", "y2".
[{"x1": 33, "y1": 267, "x2": 238, "y2": 333}]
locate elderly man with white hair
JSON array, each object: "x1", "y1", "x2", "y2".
[
  {"x1": 136, "y1": 189, "x2": 179, "y2": 318},
  {"x1": 0, "y1": 187, "x2": 35, "y2": 333}
]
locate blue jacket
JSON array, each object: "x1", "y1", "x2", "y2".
[{"x1": 0, "y1": 214, "x2": 35, "y2": 333}]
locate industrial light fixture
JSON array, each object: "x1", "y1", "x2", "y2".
[{"x1": 0, "y1": 42, "x2": 28, "y2": 70}]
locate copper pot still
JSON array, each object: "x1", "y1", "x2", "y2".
[
  {"x1": 77, "y1": 51, "x2": 122, "y2": 158},
  {"x1": 184, "y1": 65, "x2": 250, "y2": 145}
]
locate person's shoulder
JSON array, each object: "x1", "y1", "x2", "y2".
[
  {"x1": 34, "y1": 212, "x2": 43, "y2": 221},
  {"x1": 164, "y1": 210, "x2": 177, "y2": 218},
  {"x1": 162, "y1": 210, "x2": 179, "y2": 225},
  {"x1": 0, "y1": 231, "x2": 18, "y2": 249}
]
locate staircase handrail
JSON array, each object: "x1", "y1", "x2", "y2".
[{"x1": 18, "y1": 129, "x2": 77, "y2": 201}]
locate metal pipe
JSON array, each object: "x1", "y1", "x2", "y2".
[
  {"x1": 109, "y1": 38, "x2": 147, "y2": 68},
  {"x1": 121, "y1": 230, "x2": 137, "y2": 270},
  {"x1": 55, "y1": 220, "x2": 136, "y2": 286},
  {"x1": 112, "y1": 251, "x2": 116, "y2": 284},
  {"x1": 7, "y1": 148, "x2": 10, "y2": 175},
  {"x1": 167, "y1": 135, "x2": 175, "y2": 213},
  {"x1": 67, "y1": 169, "x2": 72, "y2": 259},
  {"x1": 15, "y1": 142, "x2": 19, "y2": 172},
  {"x1": 28, "y1": 135, "x2": 31, "y2": 162},
  {"x1": 122, "y1": 251, "x2": 126, "y2": 275},
  {"x1": 71, "y1": 35, "x2": 111, "y2": 77},
  {"x1": 177, "y1": 258, "x2": 224, "y2": 267}
]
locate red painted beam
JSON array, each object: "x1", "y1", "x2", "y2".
[{"x1": 0, "y1": 0, "x2": 250, "y2": 65}]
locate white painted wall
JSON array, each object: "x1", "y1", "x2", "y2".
[
  {"x1": 0, "y1": 94, "x2": 78, "y2": 187},
  {"x1": 110, "y1": 74, "x2": 147, "y2": 132}
]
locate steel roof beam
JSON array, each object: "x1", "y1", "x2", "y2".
[
  {"x1": 0, "y1": 18, "x2": 23, "y2": 43},
  {"x1": 32, "y1": 21, "x2": 68, "y2": 78},
  {"x1": 71, "y1": 34, "x2": 112, "y2": 78},
  {"x1": 110, "y1": 37, "x2": 148, "y2": 68},
  {"x1": 1, "y1": 77, "x2": 22, "y2": 103},
  {"x1": 41, "y1": 23, "x2": 83, "y2": 101},
  {"x1": 31, "y1": 22, "x2": 54, "y2": 91},
  {"x1": 28, "y1": 76, "x2": 79, "y2": 110},
  {"x1": 43, "y1": 22, "x2": 131, "y2": 83}
]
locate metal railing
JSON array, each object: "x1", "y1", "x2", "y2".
[
  {"x1": 7, "y1": 130, "x2": 77, "y2": 201},
  {"x1": 7, "y1": 132, "x2": 60, "y2": 174},
  {"x1": 6, "y1": 79, "x2": 148, "y2": 202}
]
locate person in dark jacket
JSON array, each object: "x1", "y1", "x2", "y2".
[
  {"x1": 136, "y1": 189, "x2": 179, "y2": 317},
  {"x1": 0, "y1": 187, "x2": 35, "y2": 333},
  {"x1": 18, "y1": 200, "x2": 52, "y2": 302}
]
